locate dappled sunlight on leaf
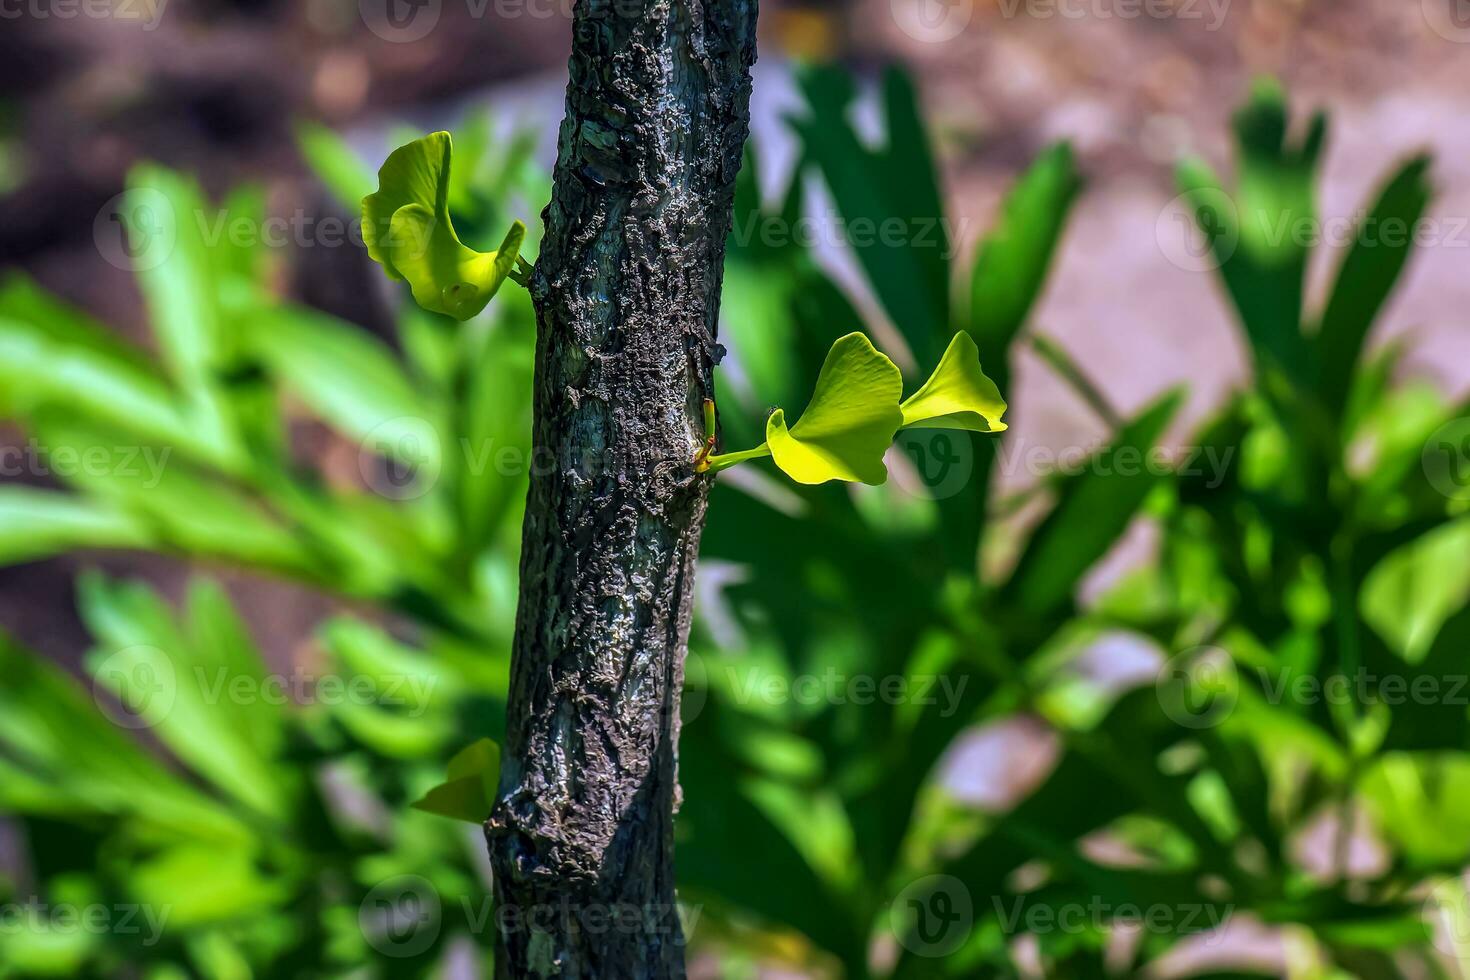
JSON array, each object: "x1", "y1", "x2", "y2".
[
  {"x1": 363, "y1": 132, "x2": 525, "y2": 320},
  {"x1": 899, "y1": 331, "x2": 1008, "y2": 434},
  {"x1": 765, "y1": 332, "x2": 903, "y2": 485}
]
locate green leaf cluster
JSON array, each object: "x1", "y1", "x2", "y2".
[
  {"x1": 0, "y1": 114, "x2": 541, "y2": 977},
  {"x1": 704, "y1": 331, "x2": 1006, "y2": 485}
]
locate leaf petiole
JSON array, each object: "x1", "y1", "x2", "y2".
[
  {"x1": 508, "y1": 256, "x2": 534, "y2": 287},
  {"x1": 698, "y1": 444, "x2": 771, "y2": 473}
]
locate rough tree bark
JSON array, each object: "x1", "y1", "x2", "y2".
[{"x1": 484, "y1": 0, "x2": 758, "y2": 976}]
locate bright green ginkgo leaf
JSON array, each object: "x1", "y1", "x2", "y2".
[
  {"x1": 704, "y1": 331, "x2": 1008, "y2": 482},
  {"x1": 362, "y1": 132, "x2": 524, "y2": 320},
  {"x1": 410, "y1": 737, "x2": 500, "y2": 824},
  {"x1": 899, "y1": 331, "x2": 1008, "y2": 433},
  {"x1": 766, "y1": 332, "x2": 903, "y2": 486}
]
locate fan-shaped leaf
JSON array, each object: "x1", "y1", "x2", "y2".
[
  {"x1": 899, "y1": 331, "x2": 1008, "y2": 433},
  {"x1": 765, "y1": 333, "x2": 903, "y2": 486},
  {"x1": 362, "y1": 132, "x2": 525, "y2": 320},
  {"x1": 411, "y1": 738, "x2": 500, "y2": 823}
]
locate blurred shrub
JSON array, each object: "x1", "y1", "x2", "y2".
[{"x1": 0, "y1": 117, "x2": 544, "y2": 977}]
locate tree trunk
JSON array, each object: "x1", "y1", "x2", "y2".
[{"x1": 484, "y1": 1, "x2": 758, "y2": 976}]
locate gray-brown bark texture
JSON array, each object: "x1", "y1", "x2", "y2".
[{"x1": 484, "y1": 0, "x2": 757, "y2": 976}]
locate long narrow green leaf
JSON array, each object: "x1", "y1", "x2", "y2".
[
  {"x1": 968, "y1": 143, "x2": 1081, "y2": 392},
  {"x1": 1361, "y1": 519, "x2": 1470, "y2": 664},
  {"x1": 129, "y1": 165, "x2": 224, "y2": 381},
  {"x1": 792, "y1": 66, "x2": 949, "y2": 369},
  {"x1": 249, "y1": 305, "x2": 444, "y2": 476},
  {"x1": 1178, "y1": 81, "x2": 1323, "y2": 384},
  {"x1": 0, "y1": 635, "x2": 251, "y2": 843},
  {"x1": 79, "y1": 574, "x2": 292, "y2": 821},
  {"x1": 0, "y1": 488, "x2": 152, "y2": 565},
  {"x1": 1316, "y1": 156, "x2": 1431, "y2": 416},
  {"x1": 0, "y1": 273, "x2": 150, "y2": 366},
  {"x1": 32, "y1": 413, "x2": 315, "y2": 575},
  {"x1": 0, "y1": 319, "x2": 210, "y2": 460},
  {"x1": 184, "y1": 578, "x2": 289, "y2": 760},
  {"x1": 456, "y1": 310, "x2": 534, "y2": 558},
  {"x1": 295, "y1": 121, "x2": 376, "y2": 210},
  {"x1": 128, "y1": 165, "x2": 241, "y2": 461},
  {"x1": 1003, "y1": 390, "x2": 1183, "y2": 620},
  {"x1": 678, "y1": 704, "x2": 868, "y2": 973}
]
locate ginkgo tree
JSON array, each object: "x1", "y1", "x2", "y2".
[
  {"x1": 365, "y1": 124, "x2": 1009, "y2": 975},
  {"x1": 359, "y1": 7, "x2": 1001, "y2": 970}
]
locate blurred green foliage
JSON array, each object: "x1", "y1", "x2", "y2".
[{"x1": 0, "y1": 67, "x2": 1466, "y2": 979}]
